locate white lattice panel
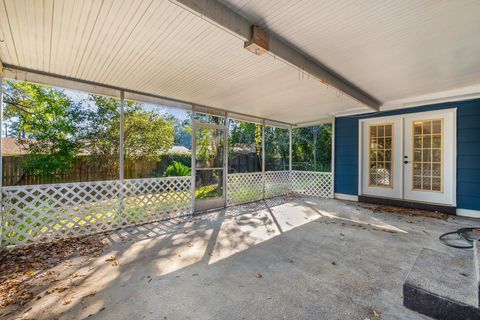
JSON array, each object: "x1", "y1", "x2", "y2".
[
  {"x1": 291, "y1": 171, "x2": 333, "y2": 198},
  {"x1": 227, "y1": 172, "x2": 264, "y2": 206},
  {"x1": 122, "y1": 177, "x2": 192, "y2": 223},
  {"x1": 1, "y1": 177, "x2": 192, "y2": 246},
  {"x1": 264, "y1": 171, "x2": 291, "y2": 198}
]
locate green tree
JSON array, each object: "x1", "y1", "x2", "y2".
[
  {"x1": 3, "y1": 81, "x2": 178, "y2": 182},
  {"x1": 3, "y1": 81, "x2": 83, "y2": 181},
  {"x1": 124, "y1": 105, "x2": 174, "y2": 160},
  {"x1": 228, "y1": 120, "x2": 262, "y2": 172},
  {"x1": 292, "y1": 124, "x2": 332, "y2": 171},
  {"x1": 265, "y1": 126, "x2": 289, "y2": 171}
]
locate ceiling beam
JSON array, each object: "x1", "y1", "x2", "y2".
[{"x1": 171, "y1": 0, "x2": 381, "y2": 111}]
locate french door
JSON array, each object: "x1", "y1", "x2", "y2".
[{"x1": 360, "y1": 109, "x2": 456, "y2": 206}]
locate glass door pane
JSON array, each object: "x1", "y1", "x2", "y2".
[
  {"x1": 195, "y1": 169, "x2": 223, "y2": 200},
  {"x1": 412, "y1": 119, "x2": 443, "y2": 192},
  {"x1": 194, "y1": 123, "x2": 226, "y2": 211},
  {"x1": 368, "y1": 123, "x2": 393, "y2": 187},
  {"x1": 195, "y1": 127, "x2": 224, "y2": 169}
]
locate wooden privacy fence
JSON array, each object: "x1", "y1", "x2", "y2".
[{"x1": 2, "y1": 153, "x2": 191, "y2": 186}]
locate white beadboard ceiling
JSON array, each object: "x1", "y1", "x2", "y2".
[
  {"x1": 220, "y1": 0, "x2": 480, "y2": 107},
  {"x1": 1, "y1": 1, "x2": 480, "y2": 123}
]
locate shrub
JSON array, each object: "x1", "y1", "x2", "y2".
[{"x1": 164, "y1": 161, "x2": 191, "y2": 177}]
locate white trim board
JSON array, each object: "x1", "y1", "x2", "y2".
[
  {"x1": 456, "y1": 209, "x2": 480, "y2": 219},
  {"x1": 335, "y1": 193, "x2": 359, "y2": 201}
]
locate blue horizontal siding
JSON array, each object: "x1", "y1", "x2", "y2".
[{"x1": 334, "y1": 98, "x2": 480, "y2": 211}]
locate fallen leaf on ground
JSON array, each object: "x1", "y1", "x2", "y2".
[
  {"x1": 186, "y1": 242, "x2": 193, "y2": 248},
  {"x1": 45, "y1": 288, "x2": 55, "y2": 295},
  {"x1": 105, "y1": 256, "x2": 118, "y2": 266},
  {"x1": 81, "y1": 291, "x2": 97, "y2": 302},
  {"x1": 372, "y1": 309, "x2": 381, "y2": 318},
  {"x1": 359, "y1": 203, "x2": 447, "y2": 220},
  {"x1": 71, "y1": 272, "x2": 84, "y2": 278},
  {"x1": 0, "y1": 235, "x2": 107, "y2": 309},
  {"x1": 256, "y1": 272, "x2": 263, "y2": 278}
]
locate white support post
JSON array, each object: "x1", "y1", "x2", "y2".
[
  {"x1": 289, "y1": 126, "x2": 292, "y2": 171},
  {"x1": 331, "y1": 117, "x2": 336, "y2": 198},
  {"x1": 223, "y1": 112, "x2": 228, "y2": 207},
  {"x1": 191, "y1": 108, "x2": 196, "y2": 213},
  {"x1": 119, "y1": 91, "x2": 125, "y2": 222},
  {"x1": 289, "y1": 125, "x2": 293, "y2": 193},
  {"x1": 0, "y1": 71, "x2": 3, "y2": 245},
  {"x1": 119, "y1": 91, "x2": 125, "y2": 180},
  {"x1": 262, "y1": 120, "x2": 266, "y2": 200}
]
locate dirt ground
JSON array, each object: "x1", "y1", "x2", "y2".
[
  {"x1": 0, "y1": 198, "x2": 475, "y2": 320},
  {"x1": 0, "y1": 236, "x2": 109, "y2": 318}
]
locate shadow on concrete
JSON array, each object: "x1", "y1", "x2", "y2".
[{"x1": 10, "y1": 196, "x2": 468, "y2": 320}]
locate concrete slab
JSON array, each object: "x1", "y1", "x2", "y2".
[
  {"x1": 8, "y1": 198, "x2": 480, "y2": 320},
  {"x1": 405, "y1": 248, "x2": 475, "y2": 306},
  {"x1": 403, "y1": 247, "x2": 480, "y2": 319}
]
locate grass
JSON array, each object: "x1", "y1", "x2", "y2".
[
  {"x1": 1, "y1": 191, "x2": 191, "y2": 246},
  {"x1": 1, "y1": 174, "x2": 328, "y2": 245},
  {"x1": 195, "y1": 185, "x2": 222, "y2": 200}
]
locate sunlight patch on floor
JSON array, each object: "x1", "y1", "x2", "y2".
[
  {"x1": 208, "y1": 202, "x2": 322, "y2": 264},
  {"x1": 304, "y1": 200, "x2": 408, "y2": 234}
]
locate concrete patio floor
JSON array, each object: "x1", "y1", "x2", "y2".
[{"x1": 13, "y1": 197, "x2": 478, "y2": 320}]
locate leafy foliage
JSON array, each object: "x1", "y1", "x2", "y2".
[
  {"x1": 2, "y1": 80, "x2": 331, "y2": 184},
  {"x1": 164, "y1": 161, "x2": 191, "y2": 177},
  {"x1": 195, "y1": 184, "x2": 222, "y2": 199},
  {"x1": 2, "y1": 81, "x2": 190, "y2": 182},
  {"x1": 292, "y1": 125, "x2": 332, "y2": 171},
  {"x1": 3, "y1": 81, "x2": 82, "y2": 179},
  {"x1": 228, "y1": 120, "x2": 262, "y2": 173},
  {"x1": 265, "y1": 126, "x2": 290, "y2": 171}
]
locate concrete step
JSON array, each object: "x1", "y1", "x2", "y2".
[{"x1": 403, "y1": 247, "x2": 480, "y2": 320}]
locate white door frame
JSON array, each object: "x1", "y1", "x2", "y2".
[{"x1": 358, "y1": 108, "x2": 457, "y2": 206}]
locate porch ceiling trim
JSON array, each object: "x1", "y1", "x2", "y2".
[{"x1": 171, "y1": 0, "x2": 381, "y2": 111}]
